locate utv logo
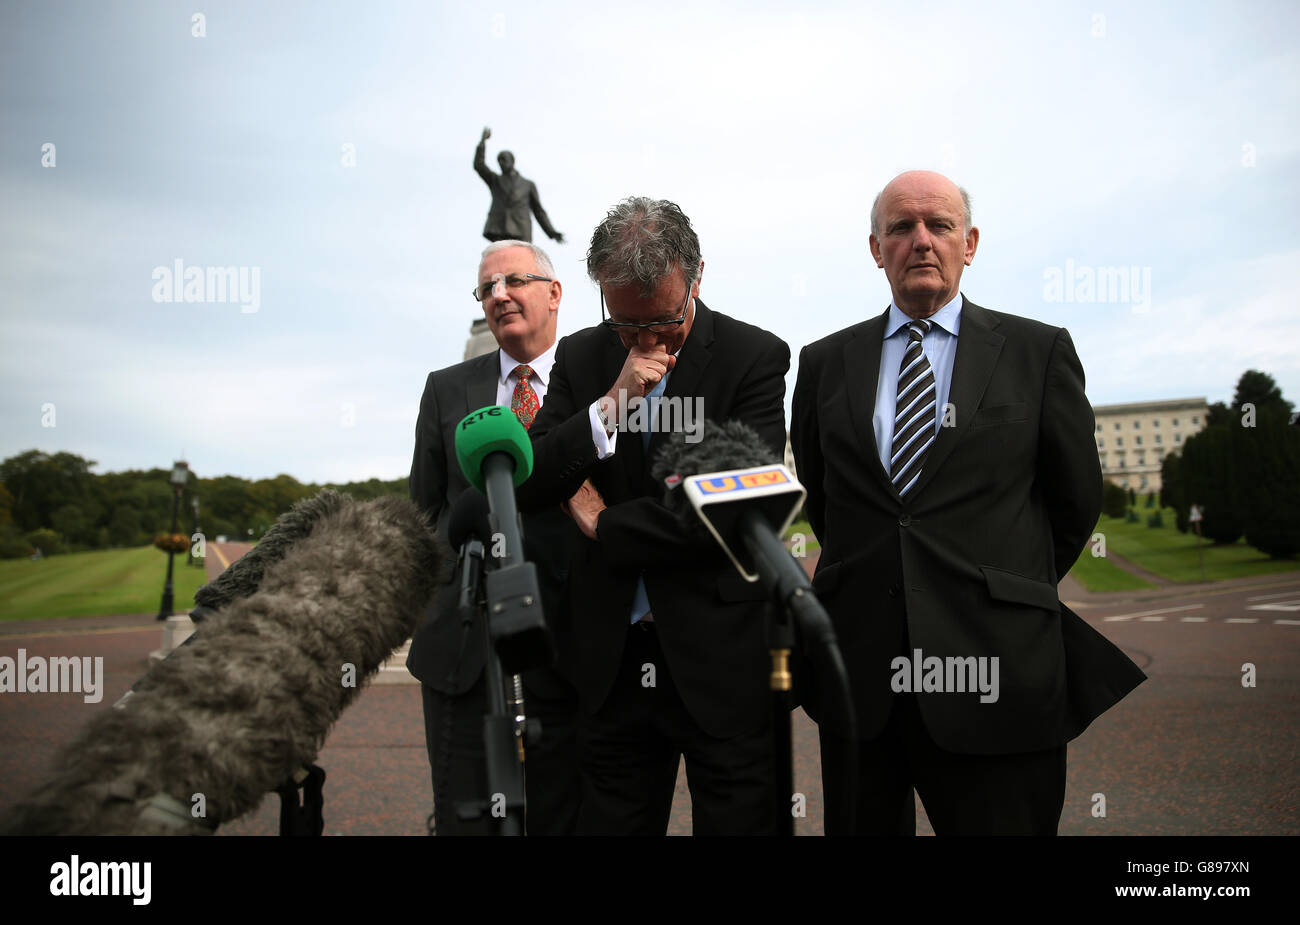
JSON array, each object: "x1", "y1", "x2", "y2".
[
  {"x1": 50, "y1": 856, "x2": 151, "y2": 905},
  {"x1": 696, "y1": 468, "x2": 791, "y2": 494}
]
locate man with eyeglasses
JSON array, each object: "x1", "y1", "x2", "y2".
[
  {"x1": 516, "y1": 197, "x2": 791, "y2": 835},
  {"x1": 406, "y1": 239, "x2": 581, "y2": 834}
]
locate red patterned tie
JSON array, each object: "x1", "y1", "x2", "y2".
[{"x1": 511, "y1": 364, "x2": 539, "y2": 429}]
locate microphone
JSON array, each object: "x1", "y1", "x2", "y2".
[
  {"x1": 653, "y1": 421, "x2": 859, "y2": 826},
  {"x1": 652, "y1": 421, "x2": 835, "y2": 650},
  {"x1": 447, "y1": 488, "x2": 491, "y2": 615},
  {"x1": 190, "y1": 489, "x2": 350, "y2": 621},
  {"x1": 453, "y1": 406, "x2": 552, "y2": 674},
  {"x1": 0, "y1": 494, "x2": 440, "y2": 835}
]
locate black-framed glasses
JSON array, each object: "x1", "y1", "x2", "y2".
[
  {"x1": 472, "y1": 273, "x2": 553, "y2": 302},
  {"x1": 600, "y1": 283, "x2": 692, "y2": 334}
]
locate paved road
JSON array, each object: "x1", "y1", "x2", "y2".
[{"x1": 2, "y1": 553, "x2": 1296, "y2": 835}]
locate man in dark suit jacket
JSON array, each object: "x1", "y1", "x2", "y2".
[
  {"x1": 474, "y1": 127, "x2": 565, "y2": 245},
  {"x1": 791, "y1": 171, "x2": 1145, "y2": 835},
  {"x1": 516, "y1": 197, "x2": 791, "y2": 835},
  {"x1": 406, "y1": 239, "x2": 580, "y2": 835}
]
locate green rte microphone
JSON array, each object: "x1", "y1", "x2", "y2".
[{"x1": 454, "y1": 405, "x2": 534, "y2": 491}]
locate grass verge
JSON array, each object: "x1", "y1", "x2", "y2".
[{"x1": 0, "y1": 546, "x2": 206, "y2": 622}]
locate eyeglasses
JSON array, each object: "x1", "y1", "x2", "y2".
[
  {"x1": 600, "y1": 283, "x2": 692, "y2": 334},
  {"x1": 472, "y1": 273, "x2": 553, "y2": 302}
]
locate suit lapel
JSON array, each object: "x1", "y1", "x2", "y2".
[
  {"x1": 907, "y1": 296, "x2": 1004, "y2": 499},
  {"x1": 465, "y1": 350, "x2": 499, "y2": 413},
  {"x1": 844, "y1": 308, "x2": 895, "y2": 497}
]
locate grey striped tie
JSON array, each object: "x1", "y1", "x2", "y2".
[{"x1": 890, "y1": 319, "x2": 937, "y2": 496}]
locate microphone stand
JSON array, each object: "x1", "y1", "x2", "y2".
[
  {"x1": 458, "y1": 540, "x2": 527, "y2": 836},
  {"x1": 740, "y1": 509, "x2": 857, "y2": 835},
  {"x1": 764, "y1": 600, "x2": 795, "y2": 837}
]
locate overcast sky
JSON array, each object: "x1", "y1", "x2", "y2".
[{"x1": 2, "y1": 0, "x2": 1297, "y2": 483}]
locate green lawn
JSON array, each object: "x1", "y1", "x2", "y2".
[
  {"x1": 1091, "y1": 508, "x2": 1300, "y2": 584},
  {"x1": 784, "y1": 519, "x2": 821, "y2": 553},
  {"x1": 1066, "y1": 549, "x2": 1157, "y2": 592},
  {"x1": 0, "y1": 546, "x2": 206, "y2": 622}
]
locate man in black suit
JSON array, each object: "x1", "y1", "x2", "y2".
[
  {"x1": 474, "y1": 127, "x2": 565, "y2": 245},
  {"x1": 517, "y1": 197, "x2": 791, "y2": 835},
  {"x1": 406, "y1": 239, "x2": 580, "y2": 835},
  {"x1": 791, "y1": 171, "x2": 1145, "y2": 835}
]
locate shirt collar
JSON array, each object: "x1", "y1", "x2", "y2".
[
  {"x1": 499, "y1": 342, "x2": 557, "y2": 388},
  {"x1": 885, "y1": 292, "x2": 964, "y2": 340}
]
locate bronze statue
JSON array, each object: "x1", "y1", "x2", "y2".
[{"x1": 474, "y1": 128, "x2": 564, "y2": 244}]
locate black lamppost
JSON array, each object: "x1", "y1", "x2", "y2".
[
  {"x1": 188, "y1": 495, "x2": 200, "y2": 566},
  {"x1": 157, "y1": 460, "x2": 190, "y2": 620}
]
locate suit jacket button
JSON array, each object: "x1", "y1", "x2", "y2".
[{"x1": 898, "y1": 514, "x2": 911, "y2": 527}]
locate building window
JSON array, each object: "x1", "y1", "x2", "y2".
[
  {"x1": 1172, "y1": 418, "x2": 1179, "y2": 426},
  {"x1": 1152, "y1": 419, "x2": 1159, "y2": 426},
  {"x1": 1117, "y1": 437, "x2": 1123, "y2": 447},
  {"x1": 1134, "y1": 421, "x2": 1141, "y2": 429},
  {"x1": 1192, "y1": 416, "x2": 1200, "y2": 425},
  {"x1": 1140, "y1": 476, "x2": 1148, "y2": 490},
  {"x1": 1155, "y1": 434, "x2": 1162, "y2": 444},
  {"x1": 1136, "y1": 436, "x2": 1143, "y2": 446},
  {"x1": 1096, "y1": 424, "x2": 1102, "y2": 433},
  {"x1": 1098, "y1": 438, "x2": 1105, "y2": 448},
  {"x1": 1114, "y1": 422, "x2": 1121, "y2": 431},
  {"x1": 1175, "y1": 434, "x2": 1182, "y2": 443}
]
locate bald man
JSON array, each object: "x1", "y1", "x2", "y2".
[{"x1": 791, "y1": 171, "x2": 1145, "y2": 835}]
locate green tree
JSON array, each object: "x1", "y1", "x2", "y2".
[
  {"x1": 1233, "y1": 369, "x2": 1294, "y2": 418},
  {"x1": 1101, "y1": 480, "x2": 1128, "y2": 518},
  {"x1": 26, "y1": 528, "x2": 63, "y2": 556},
  {"x1": 1160, "y1": 451, "x2": 1188, "y2": 532},
  {"x1": 1181, "y1": 425, "x2": 1244, "y2": 544},
  {"x1": 0, "y1": 451, "x2": 97, "y2": 531},
  {"x1": 1236, "y1": 377, "x2": 1299, "y2": 558}
]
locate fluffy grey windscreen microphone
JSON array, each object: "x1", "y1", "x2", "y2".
[
  {"x1": 650, "y1": 419, "x2": 781, "y2": 514},
  {"x1": 0, "y1": 494, "x2": 440, "y2": 835},
  {"x1": 192, "y1": 488, "x2": 350, "y2": 616}
]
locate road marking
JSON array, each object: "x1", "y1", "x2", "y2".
[
  {"x1": 1276, "y1": 619, "x2": 1300, "y2": 626},
  {"x1": 212, "y1": 544, "x2": 231, "y2": 569},
  {"x1": 1246, "y1": 589, "x2": 1300, "y2": 602},
  {"x1": 1180, "y1": 617, "x2": 1208, "y2": 622},
  {"x1": 1105, "y1": 604, "x2": 1204, "y2": 622},
  {"x1": 1247, "y1": 601, "x2": 1300, "y2": 612},
  {"x1": 1139, "y1": 616, "x2": 1165, "y2": 622},
  {"x1": 1225, "y1": 618, "x2": 1258, "y2": 624}
]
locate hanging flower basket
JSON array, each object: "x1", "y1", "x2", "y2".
[{"x1": 153, "y1": 532, "x2": 189, "y2": 554}]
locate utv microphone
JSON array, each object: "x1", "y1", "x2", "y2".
[
  {"x1": 653, "y1": 421, "x2": 833, "y2": 649},
  {"x1": 453, "y1": 406, "x2": 551, "y2": 673}
]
